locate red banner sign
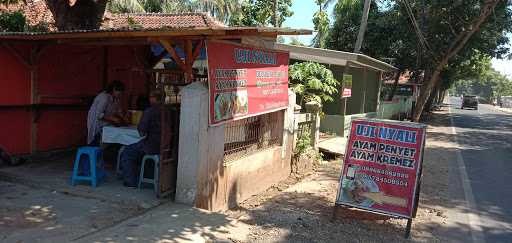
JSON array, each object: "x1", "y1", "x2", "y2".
[
  {"x1": 207, "y1": 41, "x2": 289, "y2": 126},
  {"x1": 336, "y1": 119, "x2": 426, "y2": 218}
]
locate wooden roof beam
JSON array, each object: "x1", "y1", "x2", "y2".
[
  {"x1": 192, "y1": 40, "x2": 204, "y2": 63},
  {"x1": 159, "y1": 39, "x2": 187, "y2": 73},
  {"x1": 1, "y1": 43, "x2": 30, "y2": 67}
]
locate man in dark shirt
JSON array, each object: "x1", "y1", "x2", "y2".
[{"x1": 121, "y1": 90, "x2": 162, "y2": 187}]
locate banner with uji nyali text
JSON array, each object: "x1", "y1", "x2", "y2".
[
  {"x1": 206, "y1": 41, "x2": 289, "y2": 126},
  {"x1": 336, "y1": 119, "x2": 427, "y2": 218}
]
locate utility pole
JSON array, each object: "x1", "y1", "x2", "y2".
[
  {"x1": 354, "y1": 0, "x2": 371, "y2": 53},
  {"x1": 273, "y1": 0, "x2": 279, "y2": 27}
]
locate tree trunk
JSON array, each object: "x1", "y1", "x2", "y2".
[
  {"x1": 273, "y1": 0, "x2": 278, "y2": 27},
  {"x1": 45, "y1": 0, "x2": 108, "y2": 31},
  {"x1": 354, "y1": 0, "x2": 371, "y2": 53},
  {"x1": 412, "y1": 0, "x2": 500, "y2": 122},
  {"x1": 387, "y1": 69, "x2": 402, "y2": 101},
  {"x1": 424, "y1": 82, "x2": 438, "y2": 112}
]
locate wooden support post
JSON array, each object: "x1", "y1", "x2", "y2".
[
  {"x1": 159, "y1": 39, "x2": 187, "y2": 73},
  {"x1": 159, "y1": 38, "x2": 204, "y2": 83},
  {"x1": 1, "y1": 43, "x2": 30, "y2": 67},
  {"x1": 185, "y1": 40, "x2": 194, "y2": 82},
  {"x1": 102, "y1": 46, "x2": 109, "y2": 89},
  {"x1": 361, "y1": 67, "x2": 368, "y2": 114},
  {"x1": 340, "y1": 62, "x2": 351, "y2": 137},
  {"x1": 29, "y1": 45, "x2": 43, "y2": 154},
  {"x1": 376, "y1": 71, "x2": 383, "y2": 112},
  {"x1": 192, "y1": 40, "x2": 204, "y2": 62},
  {"x1": 340, "y1": 98, "x2": 347, "y2": 137}
]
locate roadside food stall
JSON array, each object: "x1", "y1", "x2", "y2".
[{"x1": 0, "y1": 13, "x2": 309, "y2": 207}]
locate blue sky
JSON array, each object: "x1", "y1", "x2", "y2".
[
  {"x1": 282, "y1": 0, "x2": 334, "y2": 45},
  {"x1": 282, "y1": 0, "x2": 512, "y2": 78}
]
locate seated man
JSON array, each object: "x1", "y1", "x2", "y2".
[{"x1": 121, "y1": 90, "x2": 162, "y2": 187}]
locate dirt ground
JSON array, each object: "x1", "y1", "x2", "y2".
[
  {"x1": 226, "y1": 113, "x2": 452, "y2": 243},
  {"x1": 0, "y1": 109, "x2": 457, "y2": 242},
  {"x1": 0, "y1": 180, "x2": 145, "y2": 242}
]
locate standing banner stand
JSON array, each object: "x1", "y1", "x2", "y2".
[{"x1": 332, "y1": 118, "x2": 427, "y2": 238}]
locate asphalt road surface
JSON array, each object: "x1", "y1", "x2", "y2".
[{"x1": 447, "y1": 97, "x2": 512, "y2": 242}]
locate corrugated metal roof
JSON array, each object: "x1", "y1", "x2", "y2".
[{"x1": 275, "y1": 44, "x2": 397, "y2": 72}]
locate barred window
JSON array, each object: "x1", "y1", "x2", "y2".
[{"x1": 223, "y1": 111, "x2": 284, "y2": 162}]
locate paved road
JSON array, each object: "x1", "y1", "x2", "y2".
[{"x1": 447, "y1": 97, "x2": 512, "y2": 242}]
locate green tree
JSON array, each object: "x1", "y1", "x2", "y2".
[
  {"x1": 229, "y1": 0, "x2": 292, "y2": 27},
  {"x1": 0, "y1": 11, "x2": 26, "y2": 32},
  {"x1": 408, "y1": 0, "x2": 510, "y2": 120},
  {"x1": 327, "y1": 0, "x2": 512, "y2": 120},
  {"x1": 312, "y1": 0, "x2": 335, "y2": 48},
  {"x1": 289, "y1": 37, "x2": 305, "y2": 46},
  {"x1": 289, "y1": 61, "x2": 339, "y2": 106},
  {"x1": 108, "y1": 0, "x2": 241, "y2": 23},
  {"x1": 328, "y1": 0, "x2": 419, "y2": 101}
]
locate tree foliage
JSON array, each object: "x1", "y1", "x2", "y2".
[
  {"x1": 327, "y1": 0, "x2": 511, "y2": 119},
  {"x1": 0, "y1": 11, "x2": 26, "y2": 32},
  {"x1": 289, "y1": 62, "x2": 339, "y2": 106},
  {"x1": 107, "y1": 0, "x2": 241, "y2": 23},
  {"x1": 312, "y1": 0, "x2": 335, "y2": 48},
  {"x1": 229, "y1": 0, "x2": 292, "y2": 27},
  {"x1": 0, "y1": 10, "x2": 50, "y2": 32},
  {"x1": 450, "y1": 53, "x2": 512, "y2": 102},
  {"x1": 289, "y1": 37, "x2": 305, "y2": 46},
  {"x1": 451, "y1": 70, "x2": 512, "y2": 102}
]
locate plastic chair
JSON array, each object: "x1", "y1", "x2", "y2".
[
  {"x1": 138, "y1": 154, "x2": 160, "y2": 192},
  {"x1": 71, "y1": 146, "x2": 106, "y2": 187},
  {"x1": 116, "y1": 146, "x2": 126, "y2": 178}
]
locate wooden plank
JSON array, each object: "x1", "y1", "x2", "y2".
[
  {"x1": 184, "y1": 40, "x2": 194, "y2": 82},
  {"x1": 0, "y1": 29, "x2": 227, "y2": 41},
  {"x1": 192, "y1": 40, "x2": 204, "y2": 63},
  {"x1": 28, "y1": 44, "x2": 45, "y2": 154},
  {"x1": 158, "y1": 105, "x2": 180, "y2": 198},
  {"x1": 159, "y1": 39, "x2": 187, "y2": 73},
  {"x1": 361, "y1": 67, "x2": 368, "y2": 113},
  {"x1": 1, "y1": 43, "x2": 30, "y2": 67},
  {"x1": 29, "y1": 65, "x2": 38, "y2": 153},
  {"x1": 102, "y1": 47, "x2": 108, "y2": 89}
]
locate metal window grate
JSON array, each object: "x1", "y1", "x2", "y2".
[{"x1": 223, "y1": 111, "x2": 284, "y2": 162}]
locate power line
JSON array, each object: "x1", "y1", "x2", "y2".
[{"x1": 402, "y1": 0, "x2": 431, "y2": 53}]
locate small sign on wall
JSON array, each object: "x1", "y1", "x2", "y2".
[{"x1": 342, "y1": 74, "x2": 352, "y2": 98}]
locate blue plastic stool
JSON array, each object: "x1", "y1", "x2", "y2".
[
  {"x1": 71, "y1": 146, "x2": 106, "y2": 188},
  {"x1": 138, "y1": 154, "x2": 160, "y2": 192}
]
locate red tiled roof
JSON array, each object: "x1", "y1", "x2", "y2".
[
  {"x1": 0, "y1": 0, "x2": 56, "y2": 30},
  {"x1": 102, "y1": 13, "x2": 226, "y2": 30},
  {"x1": 383, "y1": 71, "x2": 423, "y2": 85},
  {"x1": 2, "y1": 1, "x2": 225, "y2": 31}
]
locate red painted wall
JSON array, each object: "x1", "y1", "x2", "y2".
[
  {"x1": 0, "y1": 110, "x2": 31, "y2": 154},
  {"x1": 0, "y1": 44, "x2": 150, "y2": 155},
  {"x1": 108, "y1": 46, "x2": 148, "y2": 108},
  {"x1": 34, "y1": 45, "x2": 103, "y2": 151},
  {"x1": 36, "y1": 110, "x2": 88, "y2": 151},
  {"x1": 0, "y1": 46, "x2": 32, "y2": 154},
  {"x1": 0, "y1": 45, "x2": 30, "y2": 105},
  {"x1": 38, "y1": 45, "x2": 104, "y2": 99}
]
